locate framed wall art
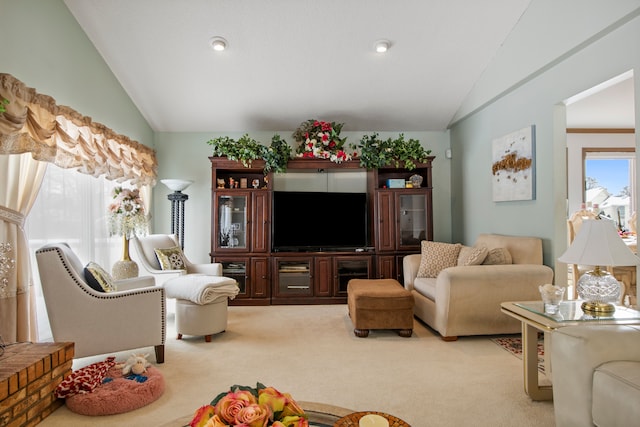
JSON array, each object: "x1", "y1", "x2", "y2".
[{"x1": 491, "y1": 125, "x2": 535, "y2": 202}]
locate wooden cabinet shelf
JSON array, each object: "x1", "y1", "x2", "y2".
[{"x1": 210, "y1": 156, "x2": 434, "y2": 304}]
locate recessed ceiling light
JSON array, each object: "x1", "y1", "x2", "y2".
[
  {"x1": 375, "y1": 40, "x2": 390, "y2": 53},
  {"x1": 210, "y1": 37, "x2": 227, "y2": 52}
]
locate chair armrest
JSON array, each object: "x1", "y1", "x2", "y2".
[
  {"x1": 115, "y1": 275, "x2": 155, "y2": 291},
  {"x1": 551, "y1": 325, "x2": 640, "y2": 426},
  {"x1": 435, "y1": 264, "x2": 553, "y2": 311},
  {"x1": 187, "y1": 263, "x2": 222, "y2": 275},
  {"x1": 436, "y1": 264, "x2": 553, "y2": 296}
]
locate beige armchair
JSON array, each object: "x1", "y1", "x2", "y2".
[
  {"x1": 403, "y1": 234, "x2": 554, "y2": 340},
  {"x1": 35, "y1": 243, "x2": 166, "y2": 363},
  {"x1": 132, "y1": 234, "x2": 239, "y2": 342},
  {"x1": 551, "y1": 324, "x2": 640, "y2": 426},
  {"x1": 132, "y1": 234, "x2": 223, "y2": 286}
]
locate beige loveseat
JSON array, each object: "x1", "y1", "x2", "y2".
[
  {"x1": 403, "y1": 233, "x2": 554, "y2": 340},
  {"x1": 551, "y1": 325, "x2": 640, "y2": 426}
]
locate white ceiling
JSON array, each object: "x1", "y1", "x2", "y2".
[{"x1": 63, "y1": 0, "x2": 637, "y2": 133}]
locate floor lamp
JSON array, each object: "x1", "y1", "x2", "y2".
[{"x1": 161, "y1": 179, "x2": 193, "y2": 249}]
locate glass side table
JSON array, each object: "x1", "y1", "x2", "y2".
[{"x1": 501, "y1": 300, "x2": 640, "y2": 401}]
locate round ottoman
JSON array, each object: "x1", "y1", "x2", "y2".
[{"x1": 175, "y1": 298, "x2": 228, "y2": 342}]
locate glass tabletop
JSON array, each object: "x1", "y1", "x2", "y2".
[{"x1": 515, "y1": 300, "x2": 640, "y2": 322}]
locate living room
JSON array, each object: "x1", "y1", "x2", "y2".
[{"x1": 2, "y1": 1, "x2": 640, "y2": 426}]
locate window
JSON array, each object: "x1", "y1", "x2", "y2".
[
  {"x1": 25, "y1": 164, "x2": 132, "y2": 341},
  {"x1": 584, "y1": 149, "x2": 636, "y2": 231}
]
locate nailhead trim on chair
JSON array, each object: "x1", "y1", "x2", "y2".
[{"x1": 35, "y1": 246, "x2": 167, "y2": 347}]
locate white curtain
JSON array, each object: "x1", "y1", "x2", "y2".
[
  {"x1": 24, "y1": 165, "x2": 147, "y2": 341},
  {"x1": 0, "y1": 153, "x2": 47, "y2": 343},
  {"x1": 0, "y1": 73, "x2": 157, "y2": 343}
]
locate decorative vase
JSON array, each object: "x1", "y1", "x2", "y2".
[{"x1": 112, "y1": 235, "x2": 139, "y2": 280}]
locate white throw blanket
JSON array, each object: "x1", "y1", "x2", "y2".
[{"x1": 163, "y1": 274, "x2": 239, "y2": 305}]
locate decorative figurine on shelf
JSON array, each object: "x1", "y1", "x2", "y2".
[
  {"x1": 252, "y1": 179, "x2": 260, "y2": 189},
  {"x1": 229, "y1": 177, "x2": 235, "y2": 188},
  {"x1": 217, "y1": 178, "x2": 225, "y2": 188},
  {"x1": 409, "y1": 174, "x2": 423, "y2": 188}
]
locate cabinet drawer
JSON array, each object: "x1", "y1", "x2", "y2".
[{"x1": 278, "y1": 272, "x2": 312, "y2": 295}]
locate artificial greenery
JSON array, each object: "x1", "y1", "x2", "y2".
[
  {"x1": 0, "y1": 98, "x2": 8, "y2": 113},
  {"x1": 262, "y1": 134, "x2": 292, "y2": 174},
  {"x1": 351, "y1": 132, "x2": 432, "y2": 170},
  {"x1": 207, "y1": 133, "x2": 291, "y2": 175}
]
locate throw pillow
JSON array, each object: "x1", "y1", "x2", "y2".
[
  {"x1": 482, "y1": 247, "x2": 513, "y2": 265},
  {"x1": 84, "y1": 262, "x2": 116, "y2": 292},
  {"x1": 417, "y1": 241, "x2": 462, "y2": 278},
  {"x1": 154, "y1": 246, "x2": 187, "y2": 270},
  {"x1": 457, "y1": 245, "x2": 489, "y2": 266}
]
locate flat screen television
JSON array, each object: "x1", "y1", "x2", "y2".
[{"x1": 272, "y1": 191, "x2": 369, "y2": 252}]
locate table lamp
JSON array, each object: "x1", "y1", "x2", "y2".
[{"x1": 558, "y1": 219, "x2": 639, "y2": 314}]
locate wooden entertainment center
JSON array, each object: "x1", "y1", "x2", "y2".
[{"x1": 210, "y1": 156, "x2": 434, "y2": 305}]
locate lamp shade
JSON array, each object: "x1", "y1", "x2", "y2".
[
  {"x1": 161, "y1": 179, "x2": 193, "y2": 192},
  {"x1": 558, "y1": 219, "x2": 640, "y2": 267}
]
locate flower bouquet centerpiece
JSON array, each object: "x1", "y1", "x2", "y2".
[
  {"x1": 107, "y1": 187, "x2": 148, "y2": 279},
  {"x1": 189, "y1": 383, "x2": 309, "y2": 427},
  {"x1": 292, "y1": 119, "x2": 351, "y2": 163}
]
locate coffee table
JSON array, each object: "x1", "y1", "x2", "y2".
[
  {"x1": 163, "y1": 402, "x2": 409, "y2": 426},
  {"x1": 501, "y1": 300, "x2": 640, "y2": 401}
]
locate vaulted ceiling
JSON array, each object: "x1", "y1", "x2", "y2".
[{"x1": 63, "y1": 0, "x2": 638, "y2": 133}]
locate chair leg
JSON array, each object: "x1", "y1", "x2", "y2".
[{"x1": 155, "y1": 345, "x2": 165, "y2": 364}]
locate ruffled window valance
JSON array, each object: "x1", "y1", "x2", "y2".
[{"x1": 0, "y1": 73, "x2": 157, "y2": 186}]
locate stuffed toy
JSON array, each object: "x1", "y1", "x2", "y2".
[{"x1": 120, "y1": 353, "x2": 151, "y2": 375}]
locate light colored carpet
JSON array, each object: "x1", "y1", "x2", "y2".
[
  {"x1": 39, "y1": 305, "x2": 555, "y2": 426},
  {"x1": 492, "y1": 335, "x2": 545, "y2": 374}
]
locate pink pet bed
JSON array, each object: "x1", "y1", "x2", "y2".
[{"x1": 65, "y1": 364, "x2": 165, "y2": 416}]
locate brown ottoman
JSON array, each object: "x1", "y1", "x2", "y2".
[{"x1": 347, "y1": 279, "x2": 414, "y2": 338}]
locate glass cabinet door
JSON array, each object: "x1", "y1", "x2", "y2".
[
  {"x1": 217, "y1": 193, "x2": 248, "y2": 250},
  {"x1": 397, "y1": 193, "x2": 428, "y2": 249},
  {"x1": 220, "y1": 260, "x2": 248, "y2": 296}
]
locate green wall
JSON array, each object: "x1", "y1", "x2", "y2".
[
  {"x1": 449, "y1": 12, "x2": 640, "y2": 270},
  {"x1": 0, "y1": 0, "x2": 153, "y2": 147}
]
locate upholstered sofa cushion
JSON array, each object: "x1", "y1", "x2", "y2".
[
  {"x1": 413, "y1": 277, "x2": 436, "y2": 300},
  {"x1": 592, "y1": 360, "x2": 640, "y2": 426},
  {"x1": 475, "y1": 233, "x2": 542, "y2": 264},
  {"x1": 417, "y1": 241, "x2": 462, "y2": 278},
  {"x1": 154, "y1": 246, "x2": 187, "y2": 270}
]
